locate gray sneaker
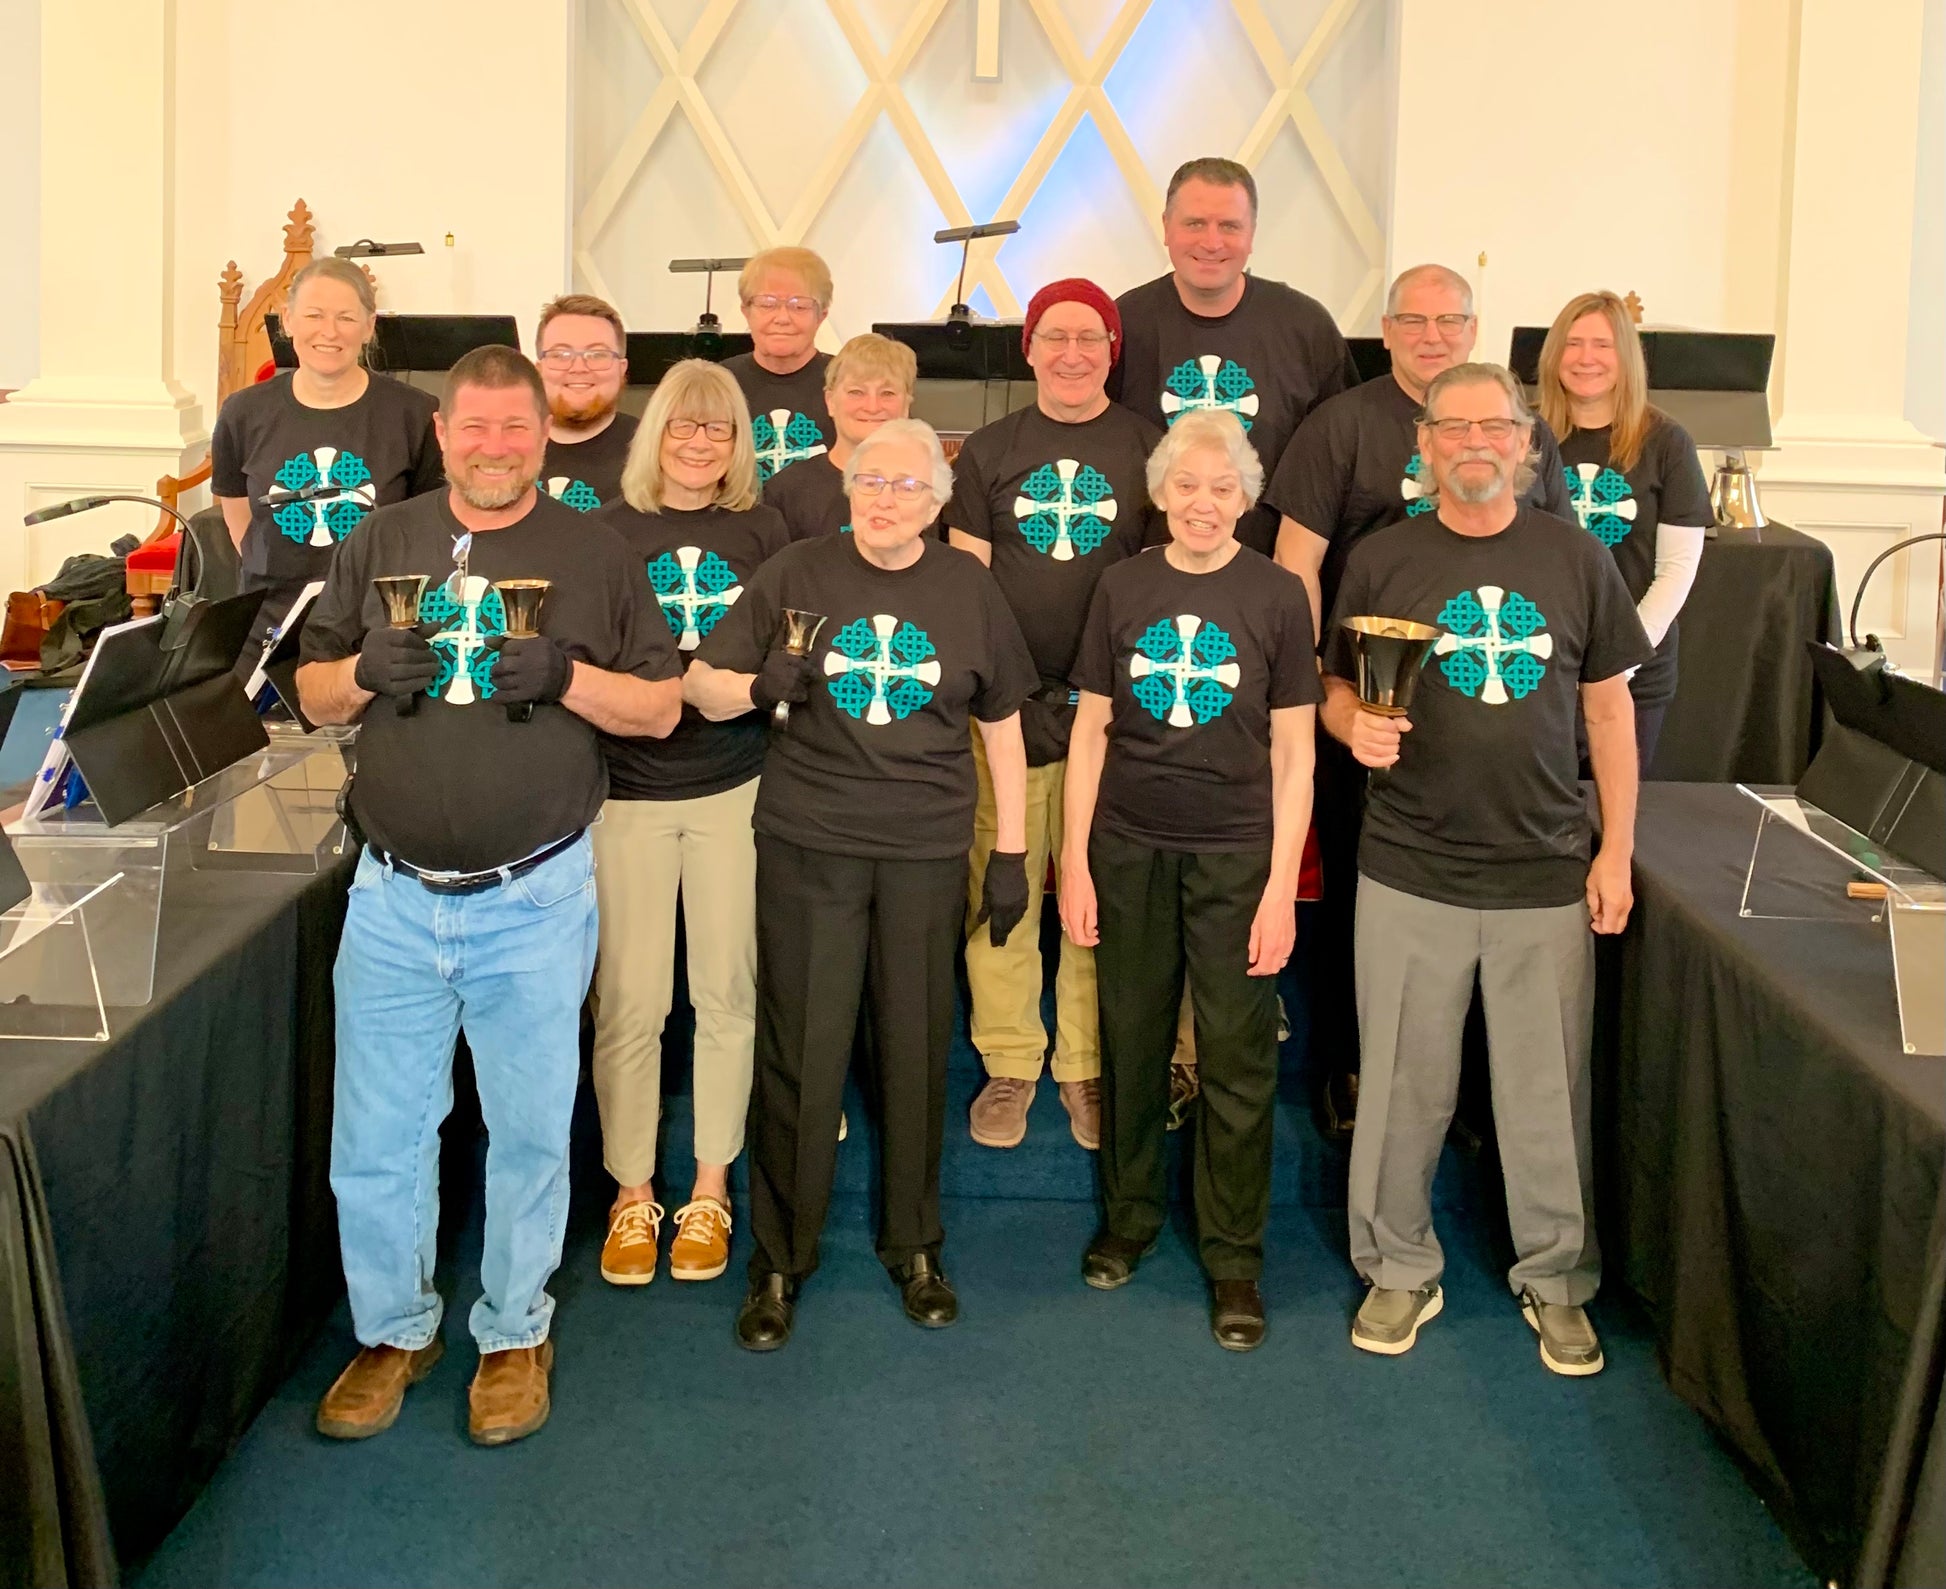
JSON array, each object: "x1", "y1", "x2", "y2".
[
  {"x1": 1521, "y1": 1289, "x2": 1605, "y2": 1376},
  {"x1": 1350, "y1": 1283, "x2": 1444, "y2": 1355},
  {"x1": 969, "y1": 1076, "x2": 1034, "y2": 1148}
]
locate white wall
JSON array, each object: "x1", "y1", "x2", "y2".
[
  {"x1": 0, "y1": 0, "x2": 40, "y2": 391},
  {"x1": 168, "y1": 0, "x2": 575, "y2": 417},
  {"x1": 1906, "y1": 0, "x2": 1944, "y2": 444},
  {"x1": 1389, "y1": 0, "x2": 1792, "y2": 352}
]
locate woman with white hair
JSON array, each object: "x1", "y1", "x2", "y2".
[
  {"x1": 1060, "y1": 407, "x2": 1320, "y2": 1352},
  {"x1": 586, "y1": 359, "x2": 789, "y2": 1291},
  {"x1": 687, "y1": 417, "x2": 1037, "y2": 1351}
]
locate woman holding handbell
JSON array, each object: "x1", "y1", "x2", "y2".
[{"x1": 686, "y1": 418, "x2": 1036, "y2": 1350}]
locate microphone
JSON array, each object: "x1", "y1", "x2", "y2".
[{"x1": 23, "y1": 495, "x2": 114, "y2": 526}]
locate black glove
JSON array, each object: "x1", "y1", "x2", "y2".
[
  {"x1": 749, "y1": 649, "x2": 819, "y2": 713},
  {"x1": 488, "y1": 634, "x2": 573, "y2": 706},
  {"x1": 353, "y1": 625, "x2": 438, "y2": 698},
  {"x1": 975, "y1": 850, "x2": 1030, "y2": 947}
]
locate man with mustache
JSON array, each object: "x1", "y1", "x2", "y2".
[
  {"x1": 1318, "y1": 362, "x2": 1648, "y2": 1376},
  {"x1": 536, "y1": 293, "x2": 636, "y2": 511},
  {"x1": 297, "y1": 345, "x2": 682, "y2": 1447}
]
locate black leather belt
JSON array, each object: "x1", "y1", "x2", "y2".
[{"x1": 368, "y1": 830, "x2": 584, "y2": 895}]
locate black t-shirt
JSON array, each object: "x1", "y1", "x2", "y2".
[
  {"x1": 301, "y1": 490, "x2": 680, "y2": 872},
  {"x1": 1321, "y1": 506, "x2": 1652, "y2": 909},
  {"x1": 594, "y1": 499, "x2": 791, "y2": 801},
  {"x1": 764, "y1": 453, "x2": 851, "y2": 541},
  {"x1": 1109, "y1": 274, "x2": 1357, "y2": 557},
  {"x1": 1556, "y1": 416, "x2": 1712, "y2": 703},
  {"x1": 1072, "y1": 546, "x2": 1322, "y2": 852},
  {"x1": 211, "y1": 371, "x2": 443, "y2": 605},
  {"x1": 541, "y1": 412, "x2": 639, "y2": 512},
  {"x1": 1265, "y1": 373, "x2": 1577, "y2": 619},
  {"x1": 942, "y1": 401, "x2": 1160, "y2": 684},
  {"x1": 694, "y1": 536, "x2": 1036, "y2": 861},
  {"x1": 723, "y1": 352, "x2": 835, "y2": 483}
]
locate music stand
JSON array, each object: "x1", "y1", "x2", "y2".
[
  {"x1": 625, "y1": 329, "x2": 756, "y2": 386},
  {"x1": 874, "y1": 319, "x2": 1032, "y2": 439},
  {"x1": 61, "y1": 589, "x2": 270, "y2": 826},
  {"x1": 1347, "y1": 336, "x2": 1389, "y2": 385}
]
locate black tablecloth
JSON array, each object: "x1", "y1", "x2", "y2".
[
  {"x1": 1651, "y1": 523, "x2": 1838, "y2": 783},
  {"x1": 1601, "y1": 784, "x2": 1944, "y2": 1587},
  {"x1": 0, "y1": 861, "x2": 349, "y2": 1588}
]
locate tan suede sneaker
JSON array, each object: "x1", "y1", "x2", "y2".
[
  {"x1": 469, "y1": 1340, "x2": 554, "y2": 1446},
  {"x1": 668, "y1": 1197, "x2": 732, "y2": 1281},
  {"x1": 599, "y1": 1198, "x2": 664, "y2": 1286},
  {"x1": 1058, "y1": 1078, "x2": 1101, "y2": 1150},
  {"x1": 315, "y1": 1338, "x2": 443, "y2": 1440}
]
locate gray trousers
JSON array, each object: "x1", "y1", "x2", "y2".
[{"x1": 1347, "y1": 874, "x2": 1600, "y2": 1306}]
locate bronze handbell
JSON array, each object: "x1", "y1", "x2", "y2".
[
  {"x1": 372, "y1": 574, "x2": 430, "y2": 715},
  {"x1": 491, "y1": 579, "x2": 552, "y2": 723},
  {"x1": 1341, "y1": 616, "x2": 1442, "y2": 716},
  {"x1": 772, "y1": 608, "x2": 828, "y2": 729}
]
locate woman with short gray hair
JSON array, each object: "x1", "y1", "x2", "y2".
[
  {"x1": 1061, "y1": 407, "x2": 1321, "y2": 1352},
  {"x1": 686, "y1": 418, "x2": 1038, "y2": 1351}
]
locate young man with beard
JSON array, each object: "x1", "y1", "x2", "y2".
[
  {"x1": 536, "y1": 293, "x2": 637, "y2": 511},
  {"x1": 1109, "y1": 156, "x2": 1358, "y2": 560},
  {"x1": 1319, "y1": 363, "x2": 1647, "y2": 1376},
  {"x1": 298, "y1": 346, "x2": 682, "y2": 1447}
]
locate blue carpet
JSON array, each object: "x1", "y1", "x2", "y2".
[{"x1": 131, "y1": 910, "x2": 1811, "y2": 1587}]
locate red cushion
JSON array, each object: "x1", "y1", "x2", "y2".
[{"x1": 126, "y1": 532, "x2": 180, "y2": 572}]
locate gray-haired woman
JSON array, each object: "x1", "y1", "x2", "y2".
[
  {"x1": 1060, "y1": 408, "x2": 1321, "y2": 1351},
  {"x1": 211, "y1": 256, "x2": 443, "y2": 642},
  {"x1": 685, "y1": 418, "x2": 1037, "y2": 1350}
]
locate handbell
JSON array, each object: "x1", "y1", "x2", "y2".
[
  {"x1": 1710, "y1": 448, "x2": 1767, "y2": 533},
  {"x1": 493, "y1": 578, "x2": 551, "y2": 639},
  {"x1": 773, "y1": 607, "x2": 828, "y2": 729},
  {"x1": 373, "y1": 573, "x2": 429, "y2": 628},
  {"x1": 1342, "y1": 616, "x2": 1442, "y2": 716}
]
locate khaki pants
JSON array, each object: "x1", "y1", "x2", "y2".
[
  {"x1": 965, "y1": 730, "x2": 1099, "y2": 1083},
  {"x1": 590, "y1": 779, "x2": 759, "y2": 1185}
]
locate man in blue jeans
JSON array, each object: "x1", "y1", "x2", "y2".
[{"x1": 297, "y1": 345, "x2": 681, "y2": 1445}]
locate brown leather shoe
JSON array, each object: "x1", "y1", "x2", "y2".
[
  {"x1": 599, "y1": 1198, "x2": 663, "y2": 1285},
  {"x1": 316, "y1": 1338, "x2": 443, "y2": 1440},
  {"x1": 1058, "y1": 1077, "x2": 1101, "y2": 1150},
  {"x1": 468, "y1": 1339, "x2": 555, "y2": 1447}
]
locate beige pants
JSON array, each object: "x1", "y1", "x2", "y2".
[
  {"x1": 964, "y1": 730, "x2": 1099, "y2": 1083},
  {"x1": 590, "y1": 779, "x2": 759, "y2": 1185}
]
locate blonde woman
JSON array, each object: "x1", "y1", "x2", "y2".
[
  {"x1": 763, "y1": 333, "x2": 917, "y2": 541},
  {"x1": 211, "y1": 255, "x2": 442, "y2": 642},
  {"x1": 1536, "y1": 291, "x2": 1712, "y2": 768},
  {"x1": 589, "y1": 360, "x2": 790, "y2": 1287}
]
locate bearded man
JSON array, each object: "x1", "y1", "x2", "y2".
[
  {"x1": 535, "y1": 293, "x2": 636, "y2": 511},
  {"x1": 297, "y1": 345, "x2": 682, "y2": 1446}
]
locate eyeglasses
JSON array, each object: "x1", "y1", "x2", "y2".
[
  {"x1": 1031, "y1": 330, "x2": 1112, "y2": 351},
  {"x1": 538, "y1": 347, "x2": 622, "y2": 369},
  {"x1": 745, "y1": 294, "x2": 821, "y2": 315},
  {"x1": 667, "y1": 418, "x2": 735, "y2": 441},
  {"x1": 1388, "y1": 313, "x2": 1473, "y2": 335},
  {"x1": 851, "y1": 473, "x2": 932, "y2": 500},
  {"x1": 1424, "y1": 417, "x2": 1520, "y2": 441}
]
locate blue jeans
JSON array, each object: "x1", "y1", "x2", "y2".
[{"x1": 331, "y1": 835, "x2": 597, "y2": 1354}]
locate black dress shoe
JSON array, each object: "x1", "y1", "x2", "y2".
[
  {"x1": 1211, "y1": 1279, "x2": 1266, "y2": 1352},
  {"x1": 1082, "y1": 1230, "x2": 1156, "y2": 1291},
  {"x1": 891, "y1": 1253, "x2": 958, "y2": 1328},
  {"x1": 735, "y1": 1272, "x2": 797, "y2": 1352}
]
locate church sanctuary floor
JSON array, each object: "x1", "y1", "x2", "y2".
[{"x1": 134, "y1": 1003, "x2": 1813, "y2": 1589}]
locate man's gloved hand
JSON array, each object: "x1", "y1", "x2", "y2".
[
  {"x1": 488, "y1": 635, "x2": 574, "y2": 706},
  {"x1": 975, "y1": 850, "x2": 1030, "y2": 947},
  {"x1": 749, "y1": 649, "x2": 819, "y2": 713},
  {"x1": 353, "y1": 625, "x2": 439, "y2": 699}
]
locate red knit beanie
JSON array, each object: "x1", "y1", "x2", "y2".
[{"x1": 1022, "y1": 278, "x2": 1122, "y2": 366}]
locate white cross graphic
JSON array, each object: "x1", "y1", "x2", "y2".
[
  {"x1": 754, "y1": 408, "x2": 826, "y2": 479},
  {"x1": 1432, "y1": 584, "x2": 1554, "y2": 706},
  {"x1": 1158, "y1": 355, "x2": 1262, "y2": 425},
  {"x1": 659, "y1": 546, "x2": 742, "y2": 650},
  {"x1": 1013, "y1": 458, "x2": 1116, "y2": 562},
  {"x1": 1566, "y1": 464, "x2": 1638, "y2": 537},
  {"x1": 298, "y1": 446, "x2": 376, "y2": 546},
  {"x1": 1129, "y1": 613, "x2": 1241, "y2": 728},
  {"x1": 823, "y1": 612, "x2": 942, "y2": 726},
  {"x1": 431, "y1": 574, "x2": 493, "y2": 707}
]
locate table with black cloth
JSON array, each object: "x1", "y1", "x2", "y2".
[
  {"x1": 1601, "y1": 783, "x2": 1944, "y2": 1588},
  {"x1": 1, "y1": 859, "x2": 350, "y2": 1589},
  {"x1": 1650, "y1": 522, "x2": 1839, "y2": 783}
]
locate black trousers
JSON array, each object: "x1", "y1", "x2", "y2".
[
  {"x1": 747, "y1": 834, "x2": 966, "y2": 1282},
  {"x1": 1090, "y1": 829, "x2": 1278, "y2": 1281},
  {"x1": 1309, "y1": 731, "x2": 1366, "y2": 1076}
]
